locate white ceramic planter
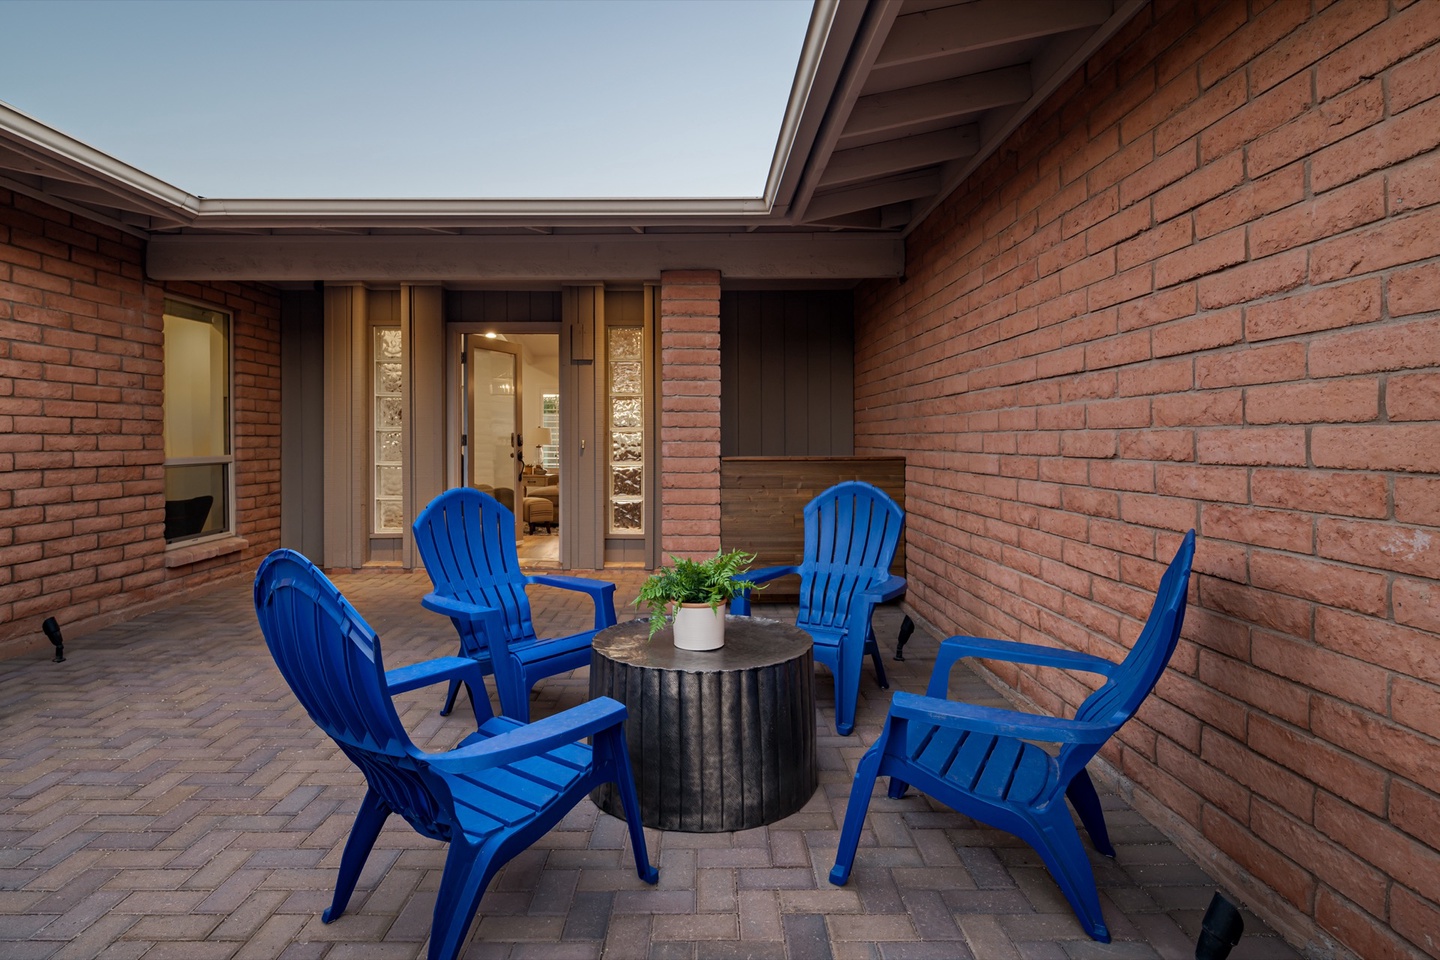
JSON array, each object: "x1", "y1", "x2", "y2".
[{"x1": 671, "y1": 602, "x2": 727, "y2": 651}]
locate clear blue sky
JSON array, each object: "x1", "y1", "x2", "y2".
[{"x1": 0, "y1": 0, "x2": 812, "y2": 199}]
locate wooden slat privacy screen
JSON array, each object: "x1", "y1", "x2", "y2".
[{"x1": 719, "y1": 457, "x2": 906, "y2": 601}]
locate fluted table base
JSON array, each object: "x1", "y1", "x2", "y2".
[{"x1": 589, "y1": 617, "x2": 817, "y2": 832}]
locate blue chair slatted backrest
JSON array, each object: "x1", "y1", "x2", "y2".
[
  {"x1": 412, "y1": 487, "x2": 618, "y2": 722},
  {"x1": 253, "y1": 550, "x2": 457, "y2": 840},
  {"x1": 1074, "y1": 531, "x2": 1195, "y2": 731},
  {"x1": 797, "y1": 481, "x2": 905, "y2": 633},
  {"x1": 254, "y1": 548, "x2": 656, "y2": 960},
  {"x1": 413, "y1": 489, "x2": 538, "y2": 647},
  {"x1": 734, "y1": 480, "x2": 907, "y2": 736},
  {"x1": 1047, "y1": 529, "x2": 1196, "y2": 790}
]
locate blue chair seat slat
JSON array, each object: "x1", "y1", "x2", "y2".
[
  {"x1": 805, "y1": 625, "x2": 842, "y2": 649},
  {"x1": 489, "y1": 756, "x2": 589, "y2": 798},
  {"x1": 512, "y1": 635, "x2": 593, "y2": 669},
  {"x1": 833, "y1": 531, "x2": 1197, "y2": 945},
  {"x1": 910, "y1": 723, "x2": 965, "y2": 777},
  {"x1": 414, "y1": 488, "x2": 619, "y2": 722},
  {"x1": 1005, "y1": 744, "x2": 1053, "y2": 807},
  {"x1": 454, "y1": 778, "x2": 550, "y2": 824},
  {"x1": 253, "y1": 549, "x2": 655, "y2": 960},
  {"x1": 972, "y1": 736, "x2": 1024, "y2": 801},
  {"x1": 444, "y1": 797, "x2": 510, "y2": 838},
  {"x1": 947, "y1": 728, "x2": 996, "y2": 791}
]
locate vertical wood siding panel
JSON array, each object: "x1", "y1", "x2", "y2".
[{"x1": 720, "y1": 290, "x2": 856, "y2": 458}]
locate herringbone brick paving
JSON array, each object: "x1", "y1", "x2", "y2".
[{"x1": 0, "y1": 566, "x2": 1300, "y2": 959}]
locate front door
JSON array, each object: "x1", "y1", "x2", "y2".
[{"x1": 465, "y1": 336, "x2": 523, "y2": 529}]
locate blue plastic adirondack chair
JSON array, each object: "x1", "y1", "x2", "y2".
[
  {"x1": 413, "y1": 487, "x2": 617, "y2": 721},
  {"x1": 731, "y1": 481, "x2": 906, "y2": 735},
  {"x1": 253, "y1": 549, "x2": 656, "y2": 960},
  {"x1": 830, "y1": 530, "x2": 1196, "y2": 942}
]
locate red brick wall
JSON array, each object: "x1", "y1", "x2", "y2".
[
  {"x1": 853, "y1": 0, "x2": 1440, "y2": 955},
  {"x1": 659, "y1": 269, "x2": 722, "y2": 558},
  {"x1": 0, "y1": 190, "x2": 281, "y2": 655}
]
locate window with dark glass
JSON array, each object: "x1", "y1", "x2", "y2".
[{"x1": 162, "y1": 299, "x2": 231, "y2": 543}]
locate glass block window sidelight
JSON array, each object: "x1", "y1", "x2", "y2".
[
  {"x1": 607, "y1": 326, "x2": 644, "y2": 534},
  {"x1": 373, "y1": 327, "x2": 404, "y2": 534},
  {"x1": 541, "y1": 393, "x2": 560, "y2": 471}
]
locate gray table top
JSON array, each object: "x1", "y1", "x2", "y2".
[{"x1": 593, "y1": 616, "x2": 811, "y2": 673}]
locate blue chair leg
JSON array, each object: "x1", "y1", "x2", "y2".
[
  {"x1": 440, "y1": 679, "x2": 460, "y2": 716},
  {"x1": 429, "y1": 838, "x2": 502, "y2": 960},
  {"x1": 835, "y1": 638, "x2": 867, "y2": 736},
  {"x1": 1065, "y1": 769, "x2": 1115, "y2": 858},
  {"x1": 865, "y1": 632, "x2": 889, "y2": 689},
  {"x1": 597, "y1": 727, "x2": 658, "y2": 884},
  {"x1": 496, "y1": 669, "x2": 531, "y2": 722},
  {"x1": 829, "y1": 744, "x2": 886, "y2": 885},
  {"x1": 1028, "y1": 810, "x2": 1111, "y2": 942},
  {"x1": 323, "y1": 789, "x2": 390, "y2": 922}
]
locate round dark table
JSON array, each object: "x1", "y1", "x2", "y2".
[{"x1": 589, "y1": 616, "x2": 817, "y2": 832}]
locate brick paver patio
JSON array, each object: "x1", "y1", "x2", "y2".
[{"x1": 0, "y1": 566, "x2": 1300, "y2": 959}]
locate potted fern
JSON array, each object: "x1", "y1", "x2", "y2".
[{"x1": 635, "y1": 549, "x2": 760, "y2": 649}]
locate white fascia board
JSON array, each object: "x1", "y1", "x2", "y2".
[
  {"x1": 760, "y1": 0, "x2": 848, "y2": 208},
  {"x1": 0, "y1": 102, "x2": 783, "y2": 231},
  {"x1": 0, "y1": 101, "x2": 199, "y2": 221},
  {"x1": 190, "y1": 195, "x2": 773, "y2": 228}
]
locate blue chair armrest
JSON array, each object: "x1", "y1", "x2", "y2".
[
  {"x1": 384, "y1": 655, "x2": 485, "y2": 695},
  {"x1": 421, "y1": 592, "x2": 509, "y2": 663},
  {"x1": 926, "y1": 635, "x2": 1117, "y2": 699},
  {"x1": 421, "y1": 591, "x2": 502, "y2": 626},
  {"x1": 427, "y1": 696, "x2": 629, "y2": 773},
  {"x1": 747, "y1": 565, "x2": 800, "y2": 585},
  {"x1": 529, "y1": 575, "x2": 618, "y2": 630},
  {"x1": 732, "y1": 565, "x2": 799, "y2": 615},
  {"x1": 841, "y1": 575, "x2": 906, "y2": 644},
  {"x1": 861, "y1": 574, "x2": 907, "y2": 604},
  {"x1": 888, "y1": 691, "x2": 1112, "y2": 745}
]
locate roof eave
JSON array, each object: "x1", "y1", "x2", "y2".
[{"x1": 0, "y1": 100, "x2": 200, "y2": 224}]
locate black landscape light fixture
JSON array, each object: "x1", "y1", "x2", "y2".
[
  {"x1": 895, "y1": 615, "x2": 915, "y2": 660},
  {"x1": 1195, "y1": 892, "x2": 1244, "y2": 960},
  {"x1": 42, "y1": 617, "x2": 65, "y2": 663}
]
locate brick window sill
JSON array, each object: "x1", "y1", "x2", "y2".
[{"x1": 165, "y1": 536, "x2": 249, "y2": 569}]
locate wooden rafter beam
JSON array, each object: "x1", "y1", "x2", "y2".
[
  {"x1": 802, "y1": 170, "x2": 939, "y2": 223},
  {"x1": 818, "y1": 126, "x2": 978, "y2": 188},
  {"x1": 843, "y1": 65, "x2": 1032, "y2": 140}
]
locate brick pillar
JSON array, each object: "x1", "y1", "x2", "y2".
[{"x1": 658, "y1": 269, "x2": 722, "y2": 559}]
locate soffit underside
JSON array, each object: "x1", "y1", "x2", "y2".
[{"x1": 0, "y1": 0, "x2": 1147, "y2": 267}]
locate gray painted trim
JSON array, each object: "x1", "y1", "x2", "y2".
[
  {"x1": 322, "y1": 285, "x2": 366, "y2": 569},
  {"x1": 145, "y1": 234, "x2": 904, "y2": 283},
  {"x1": 561, "y1": 286, "x2": 605, "y2": 570},
  {"x1": 404, "y1": 285, "x2": 446, "y2": 570},
  {"x1": 279, "y1": 288, "x2": 326, "y2": 562}
]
